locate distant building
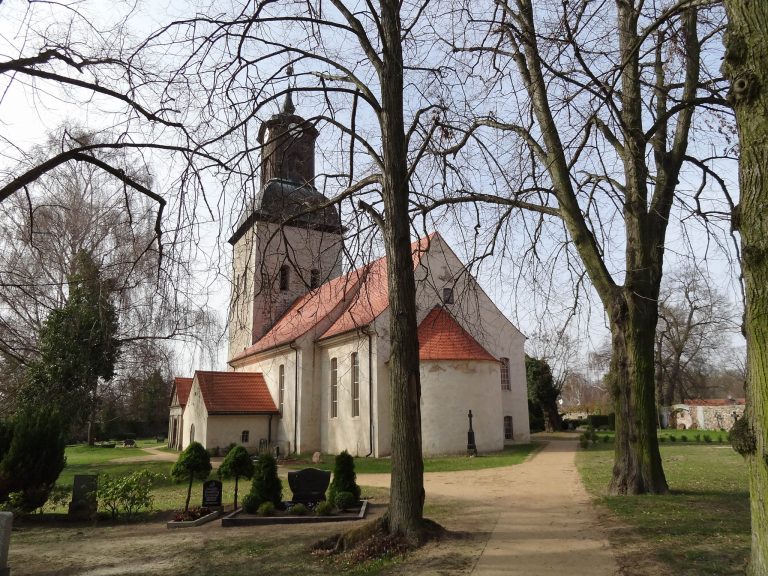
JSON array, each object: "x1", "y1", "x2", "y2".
[
  {"x1": 170, "y1": 95, "x2": 530, "y2": 456},
  {"x1": 664, "y1": 398, "x2": 746, "y2": 430}
]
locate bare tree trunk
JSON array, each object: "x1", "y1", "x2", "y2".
[
  {"x1": 722, "y1": 3, "x2": 768, "y2": 573},
  {"x1": 609, "y1": 293, "x2": 668, "y2": 494},
  {"x1": 378, "y1": 0, "x2": 425, "y2": 542},
  {"x1": 542, "y1": 402, "x2": 562, "y2": 433}
]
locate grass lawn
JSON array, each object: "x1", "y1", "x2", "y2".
[
  {"x1": 577, "y1": 441, "x2": 750, "y2": 575},
  {"x1": 284, "y1": 442, "x2": 542, "y2": 474}
]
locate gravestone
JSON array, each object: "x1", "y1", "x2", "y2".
[
  {"x1": 202, "y1": 479, "x2": 223, "y2": 511},
  {"x1": 311, "y1": 451, "x2": 322, "y2": 464},
  {"x1": 0, "y1": 511, "x2": 11, "y2": 576},
  {"x1": 287, "y1": 468, "x2": 331, "y2": 505},
  {"x1": 68, "y1": 475, "x2": 98, "y2": 520}
]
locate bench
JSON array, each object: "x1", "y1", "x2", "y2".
[{"x1": 287, "y1": 468, "x2": 331, "y2": 505}]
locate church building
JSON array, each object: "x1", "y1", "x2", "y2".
[{"x1": 169, "y1": 96, "x2": 530, "y2": 456}]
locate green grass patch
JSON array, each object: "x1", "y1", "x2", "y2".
[
  {"x1": 64, "y1": 443, "x2": 155, "y2": 465},
  {"x1": 285, "y1": 443, "x2": 541, "y2": 474},
  {"x1": 577, "y1": 442, "x2": 749, "y2": 575}
]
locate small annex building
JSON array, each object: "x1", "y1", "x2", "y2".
[{"x1": 171, "y1": 95, "x2": 530, "y2": 456}]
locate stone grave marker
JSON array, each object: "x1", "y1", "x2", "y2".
[
  {"x1": 311, "y1": 451, "x2": 322, "y2": 464},
  {"x1": 287, "y1": 468, "x2": 331, "y2": 505},
  {"x1": 68, "y1": 475, "x2": 98, "y2": 520},
  {"x1": 0, "y1": 511, "x2": 11, "y2": 576},
  {"x1": 202, "y1": 479, "x2": 223, "y2": 511}
]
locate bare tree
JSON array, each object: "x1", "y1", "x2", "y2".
[
  {"x1": 721, "y1": 2, "x2": 768, "y2": 573},
  {"x1": 655, "y1": 265, "x2": 736, "y2": 406},
  {"x1": 431, "y1": 0, "x2": 735, "y2": 495}
]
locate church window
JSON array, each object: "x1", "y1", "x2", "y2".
[
  {"x1": 500, "y1": 357, "x2": 511, "y2": 390},
  {"x1": 310, "y1": 269, "x2": 320, "y2": 289},
  {"x1": 279, "y1": 265, "x2": 290, "y2": 291},
  {"x1": 442, "y1": 287, "x2": 454, "y2": 304},
  {"x1": 504, "y1": 416, "x2": 513, "y2": 440},
  {"x1": 241, "y1": 430, "x2": 250, "y2": 443},
  {"x1": 330, "y1": 357, "x2": 338, "y2": 418},
  {"x1": 279, "y1": 364, "x2": 285, "y2": 416},
  {"x1": 351, "y1": 352, "x2": 360, "y2": 417},
  {"x1": 190, "y1": 424, "x2": 195, "y2": 443}
]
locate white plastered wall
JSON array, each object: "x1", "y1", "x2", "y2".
[
  {"x1": 317, "y1": 333, "x2": 375, "y2": 456},
  {"x1": 421, "y1": 360, "x2": 503, "y2": 454},
  {"x1": 205, "y1": 415, "x2": 272, "y2": 452},
  {"x1": 181, "y1": 377, "x2": 208, "y2": 449}
]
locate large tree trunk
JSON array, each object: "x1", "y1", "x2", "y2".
[
  {"x1": 378, "y1": 0, "x2": 426, "y2": 542},
  {"x1": 722, "y1": 3, "x2": 768, "y2": 573},
  {"x1": 608, "y1": 292, "x2": 668, "y2": 494},
  {"x1": 542, "y1": 401, "x2": 562, "y2": 433}
]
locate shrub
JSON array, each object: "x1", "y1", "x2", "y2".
[
  {"x1": 680, "y1": 434, "x2": 688, "y2": 442},
  {"x1": 289, "y1": 503, "x2": 308, "y2": 516},
  {"x1": 328, "y1": 450, "x2": 361, "y2": 504},
  {"x1": 257, "y1": 501, "x2": 275, "y2": 517},
  {"x1": 315, "y1": 500, "x2": 333, "y2": 516},
  {"x1": 171, "y1": 442, "x2": 212, "y2": 512},
  {"x1": 334, "y1": 490, "x2": 356, "y2": 511},
  {"x1": 694, "y1": 434, "x2": 702, "y2": 443},
  {"x1": 602, "y1": 435, "x2": 611, "y2": 443},
  {"x1": 659, "y1": 436, "x2": 667, "y2": 443},
  {"x1": 242, "y1": 494, "x2": 258, "y2": 514},
  {"x1": 0, "y1": 405, "x2": 67, "y2": 512},
  {"x1": 218, "y1": 445, "x2": 255, "y2": 509},
  {"x1": 703, "y1": 434, "x2": 712, "y2": 443},
  {"x1": 578, "y1": 434, "x2": 589, "y2": 449},
  {"x1": 669, "y1": 435, "x2": 677, "y2": 442},
  {"x1": 223, "y1": 443, "x2": 237, "y2": 457},
  {"x1": 730, "y1": 418, "x2": 757, "y2": 456},
  {"x1": 248, "y1": 454, "x2": 282, "y2": 508},
  {"x1": 98, "y1": 469, "x2": 160, "y2": 519}
]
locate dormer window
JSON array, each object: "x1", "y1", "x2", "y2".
[
  {"x1": 279, "y1": 265, "x2": 290, "y2": 291},
  {"x1": 310, "y1": 269, "x2": 320, "y2": 289},
  {"x1": 442, "y1": 287, "x2": 454, "y2": 305}
]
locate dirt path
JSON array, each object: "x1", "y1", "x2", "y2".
[{"x1": 360, "y1": 436, "x2": 619, "y2": 575}]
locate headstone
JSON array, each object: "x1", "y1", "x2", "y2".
[
  {"x1": 202, "y1": 479, "x2": 223, "y2": 511},
  {"x1": 311, "y1": 451, "x2": 322, "y2": 464},
  {"x1": 68, "y1": 475, "x2": 98, "y2": 520},
  {"x1": 287, "y1": 468, "x2": 331, "y2": 505},
  {"x1": 0, "y1": 511, "x2": 12, "y2": 576}
]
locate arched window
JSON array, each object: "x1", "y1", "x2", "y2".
[
  {"x1": 500, "y1": 358, "x2": 511, "y2": 390},
  {"x1": 279, "y1": 265, "x2": 290, "y2": 291},
  {"x1": 504, "y1": 416, "x2": 513, "y2": 440},
  {"x1": 330, "y1": 358, "x2": 338, "y2": 418},
  {"x1": 310, "y1": 269, "x2": 320, "y2": 289},
  {"x1": 190, "y1": 424, "x2": 195, "y2": 443},
  {"x1": 351, "y1": 352, "x2": 360, "y2": 417}
]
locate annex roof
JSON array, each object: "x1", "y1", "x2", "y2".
[
  {"x1": 194, "y1": 371, "x2": 279, "y2": 415},
  {"x1": 417, "y1": 306, "x2": 498, "y2": 362},
  {"x1": 170, "y1": 377, "x2": 193, "y2": 408}
]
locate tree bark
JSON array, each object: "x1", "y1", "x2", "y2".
[
  {"x1": 722, "y1": 3, "x2": 768, "y2": 573},
  {"x1": 608, "y1": 292, "x2": 668, "y2": 494},
  {"x1": 378, "y1": 0, "x2": 425, "y2": 542}
]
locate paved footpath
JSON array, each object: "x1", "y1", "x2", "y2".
[{"x1": 359, "y1": 436, "x2": 619, "y2": 576}]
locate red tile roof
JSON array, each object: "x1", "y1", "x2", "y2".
[
  {"x1": 230, "y1": 270, "x2": 366, "y2": 361},
  {"x1": 170, "y1": 377, "x2": 193, "y2": 407},
  {"x1": 681, "y1": 398, "x2": 746, "y2": 407},
  {"x1": 320, "y1": 234, "x2": 434, "y2": 340},
  {"x1": 417, "y1": 307, "x2": 497, "y2": 362},
  {"x1": 195, "y1": 371, "x2": 279, "y2": 414}
]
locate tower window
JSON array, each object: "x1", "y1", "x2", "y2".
[
  {"x1": 310, "y1": 269, "x2": 320, "y2": 289},
  {"x1": 442, "y1": 287, "x2": 454, "y2": 304},
  {"x1": 279, "y1": 364, "x2": 285, "y2": 416},
  {"x1": 330, "y1": 358, "x2": 338, "y2": 418},
  {"x1": 279, "y1": 265, "x2": 290, "y2": 291},
  {"x1": 351, "y1": 352, "x2": 360, "y2": 417},
  {"x1": 504, "y1": 416, "x2": 513, "y2": 440},
  {"x1": 241, "y1": 430, "x2": 250, "y2": 443},
  {"x1": 500, "y1": 357, "x2": 511, "y2": 390}
]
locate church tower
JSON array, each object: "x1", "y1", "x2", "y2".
[{"x1": 227, "y1": 95, "x2": 344, "y2": 360}]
